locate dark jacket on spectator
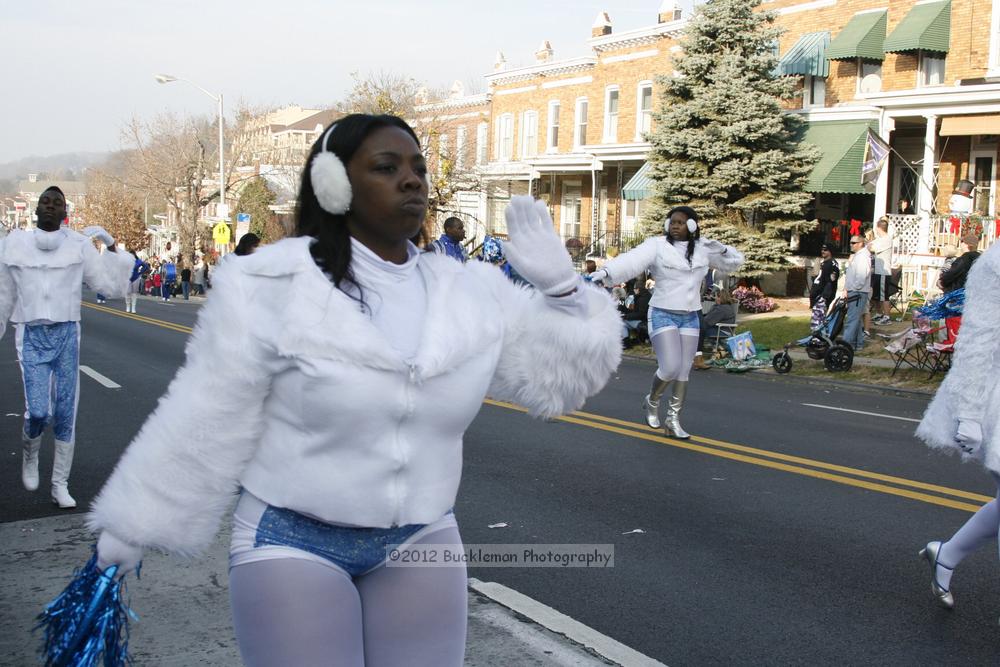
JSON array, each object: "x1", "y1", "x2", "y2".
[
  {"x1": 624, "y1": 288, "x2": 652, "y2": 322},
  {"x1": 939, "y1": 251, "x2": 981, "y2": 292},
  {"x1": 810, "y1": 258, "x2": 841, "y2": 307}
]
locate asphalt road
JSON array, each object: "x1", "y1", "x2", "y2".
[{"x1": 1, "y1": 292, "x2": 996, "y2": 665}]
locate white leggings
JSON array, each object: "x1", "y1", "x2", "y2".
[
  {"x1": 229, "y1": 516, "x2": 467, "y2": 667},
  {"x1": 651, "y1": 327, "x2": 700, "y2": 382},
  {"x1": 938, "y1": 472, "x2": 1000, "y2": 575}
]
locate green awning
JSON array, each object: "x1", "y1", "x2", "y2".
[
  {"x1": 800, "y1": 120, "x2": 877, "y2": 194},
  {"x1": 622, "y1": 162, "x2": 652, "y2": 201},
  {"x1": 884, "y1": 0, "x2": 950, "y2": 54},
  {"x1": 827, "y1": 10, "x2": 887, "y2": 61},
  {"x1": 778, "y1": 32, "x2": 831, "y2": 77}
]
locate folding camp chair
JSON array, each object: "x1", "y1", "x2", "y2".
[
  {"x1": 709, "y1": 302, "x2": 739, "y2": 352},
  {"x1": 922, "y1": 316, "x2": 961, "y2": 380},
  {"x1": 881, "y1": 327, "x2": 930, "y2": 376}
]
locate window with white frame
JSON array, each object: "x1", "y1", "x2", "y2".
[
  {"x1": 636, "y1": 82, "x2": 653, "y2": 139},
  {"x1": 496, "y1": 114, "x2": 514, "y2": 161},
  {"x1": 520, "y1": 111, "x2": 538, "y2": 158},
  {"x1": 919, "y1": 51, "x2": 946, "y2": 87},
  {"x1": 574, "y1": 98, "x2": 588, "y2": 148},
  {"x1": 603, "y1": 86, "x2": 619, "y2": 142},
  {"x1": 476, "y1": 122, "x2": 488, "y2": 165},
  {"x1": 456, "y1": 125, "x2": 466, "y2": 170},
  {"x1": 547, "y1": 101, "x2": 560, "y2": 152},
  {"x1": 437, "y1": 133, "x2": 448, "y2": 177},
  {"x1": 856, "y1": 60, "x2": 882, "y2": 95},
  {"x1": 802, "y1": 75, "x2": 826, "y2": 108}
]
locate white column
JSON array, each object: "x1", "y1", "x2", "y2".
[
  {"x1": 873, "y1": 115, "x2": 894, "y2": 217},
  {"x1": 918, "y1": 114, "x2": 937, "y2": 253}
]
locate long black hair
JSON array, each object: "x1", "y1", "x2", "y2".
[
  {"x1": 664, "y1": 205, "x2": 701, "y2": 264},
  {"x1": 295, "y1": 113, "x2": 422, "y2": 294}
]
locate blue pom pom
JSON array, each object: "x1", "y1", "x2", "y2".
[
  {"x1": 917, "y1": 287, "x2": 965, "y2": 320},
  {"x1": 35, "y1": 550, "x2": 138, "y2": 667}
]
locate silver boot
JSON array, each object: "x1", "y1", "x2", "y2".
[
  {"x1": 22, "y1": 432, "x2": 42, "y2": 491},
  {"x1": 664, "y1": 380, "x2": 691, "y2": 439},
  {"x1": 51, "y1": 439, "x2": 76, "y2": 509},
  {"x1": 643, "y1": 375, "x2": 671, "y2": 429}
]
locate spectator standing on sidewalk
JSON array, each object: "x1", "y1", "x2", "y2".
[
  {"x1": 809, "y1": 242, "x2": 840, "y2": 328},
  {"x1": 842, "y1": 235, "x2": 871, "y2": 350},
  {"x1": 869, "y1": 218, "x2": 896, "y2": 325},
  {"x1": 180, "y1": 262, "x2": 192, "y2": 300},
  {"x1": 86, "y1": 114, "x2": 621, "y2": 666},
  {"x1": 915, "y1": 242, "x2": 1000, "y2": 612},
  {"x1": 125, "y1": 251, "x2": 149, "y2": 314},
  {"x1": 0, "y1": 186, "x2": 133, "y2": 509},
  {"x1": 192, "y1": 258, "x2": 206, "y2": 296}
]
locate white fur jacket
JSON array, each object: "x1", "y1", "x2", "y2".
[
  {"x1": 602, "y1": 237, "x2": 744, "y2": 311},
  {"x1": 0, "y1": 228, "x2": 133, "y2": 331},
  {"x1": 916, "y1": 242, "x2": 1000, "y2": 472},
  {"x1": 88, "y1": 237, "x2": 622, "y2": 556}
]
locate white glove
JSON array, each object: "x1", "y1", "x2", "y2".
[
  {"x1": 82, "y1": 226, "x2": 115, "y2": 248},
  {"x1": 503, "y1": 196, "x2": 578, "y2": 296},
  {"x1": 955, "y1": 419, "x2": 984, "y2": 455},
  {"x1": 701, "y1": 238, "x2": 726, "y2": 253},
  {"x1": 588, "y1": 269, "x2": 610, "y2": 286},
  {"x1": 97, "y1": 531, "x2": 144, "y2": 576}
]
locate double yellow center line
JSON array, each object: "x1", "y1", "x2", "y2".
[
  {"x1": 484, "y1": 399, "x2": 991, "y2": 514},
  {"x1": 83, "y1": 303, "x2": 989, "y2": 514}
]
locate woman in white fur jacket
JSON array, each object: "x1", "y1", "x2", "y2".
[
  {"x1": 589, "y1": 206, "x2": 743, "y2": 438},
  {"x1": 86, "y1": 114, "x2": 622, "y2": 666},
  {"x1": 915, "y1": 241, "x2": 1000, "y2": 613}
]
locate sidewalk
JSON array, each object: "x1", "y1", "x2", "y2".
[{"x1": 0, "y1": 514, "x2": 659, "y2": 666}]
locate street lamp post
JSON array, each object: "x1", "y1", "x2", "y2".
[{"x1": 154, "y1": 74, "x2": 227, "y2": 219}]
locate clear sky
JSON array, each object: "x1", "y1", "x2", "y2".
[{"x1": 1, "y1": 0, "x2": 693, "y2": 163}]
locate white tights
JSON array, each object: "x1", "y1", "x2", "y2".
[
  {"x1": 650, "y1": 328, "x2": 700, "y2": 382},
  {"x1": 229, "y1": 523, "x2": 468, "y2": 667},
  {"x1": 935, "y1": 473, "x2": 1000, "y2": 592}
]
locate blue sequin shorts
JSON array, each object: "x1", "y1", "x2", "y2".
[
  {"x1": 229, "y1": 492, "x2": 457, "y2": 577},
  {"x1": 648, "y1": 307, "x2": 700, "y2": 336}
]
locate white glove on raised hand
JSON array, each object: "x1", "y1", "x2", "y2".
[
  {"x1": 700, "y1": 238, "x2": 726, "y2": 253},
  {"x1": 97, "y1": 531, "x2": 144, "y2": 576},
  {"x1": 503, "y1": 196, "x2": 579, "y2": 296},
  {"x1": 588, "y1": 269, "x2": 610, "y2": 286},
  {"x1": 955, "y1": 419, "x2": 984, "y2": 455},
  {"x1": 82, "y1": 226, "x2": 115, "y2": 248}
]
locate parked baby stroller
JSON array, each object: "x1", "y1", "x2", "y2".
[{"x1": 772, "y1": 294, "x2": 860, "y2": 373}]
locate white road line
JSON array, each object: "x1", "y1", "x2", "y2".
[
  {"x1": 802, "y1": 403, "x2": 920, "y2": 423},
  {"x1": 79, "y1": 366, "x2": 121, "y2": 389},
  {"x1": 469, "y1": 578, "x2": 667, "y2": 667}
]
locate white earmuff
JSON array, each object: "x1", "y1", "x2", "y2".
[
  {"x1": 686, "y1": 218, "x2": 697, "y2": 233},
  {"x1": 310, "y1": 123, "x2": 352, "y2": 215}
]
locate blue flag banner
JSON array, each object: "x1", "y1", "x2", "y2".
[{"x1": 862, "y1": 128, "x2": 890, "y2": 188}]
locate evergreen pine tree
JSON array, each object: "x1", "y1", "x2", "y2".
[
  {"x1": 234, "y1": 177, "x2": 279, "y2": 242},
  {"x1": 643, "y1": 0, "x2": 820, "y2": 279}
]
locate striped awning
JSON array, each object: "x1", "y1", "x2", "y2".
[
  {"x1": 622, "y1": 162, "x2": 653, "y2": 201},
  {"x1": 940, "y1": 114, "x2": 1000, "y2": 136},
  {"x1": 827, "y1": 10, "x2": 887, "y2": 62},
  {"x1": 778, "y1": 31, "x2": 831, "y2": 77},
  {"x1": 884, "y1": 0, "x2": 951, "y2": 54},
  {"x1": 801, "y1": 120, "x2": 877, "y2": 194}
]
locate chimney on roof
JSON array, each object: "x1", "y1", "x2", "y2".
[
  {"x1": 535, "y1": 40, "x2": 554, "y2": 63},
  {"x1": 494, "y1": 50, "x2": 507, "y2": 72},
  {"x1": 592, "y1": 12, "x2": 612, "y2": 38},
  {"x1": 658, "y1": 0, "x2": 682, "y2": 23}
]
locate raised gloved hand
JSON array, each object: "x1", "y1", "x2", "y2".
[
  {"x1": 701, "y1": 238, "x2": 726, "y2": 253},
  {"x1": 955, "y1": 419, "x2": 984, "y2": 455},
  {"x1": 588, "y1": 269, "x2": 610, "y2": 286},
  {"x1": 503, "y1": 196, "x2": 579, "y2": 296},
  {"x1": 97, "y1": 531, "x2": 144, "y2": 576},
  {"x1": 82, "y1": 226, "x2": 115, "y2": 248}
]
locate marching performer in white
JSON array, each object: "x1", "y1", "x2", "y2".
[
  {"x1": 0, "y1": 186, "x2": 133, "y2": 508},
  {"x1": 916, "y1": 241, "x2": 1000, "y2": 611},
  {"x1": 589, "y1": 206, "x2": 744, "y2": 438},
  {"x1": 87, "y1": 115, "x2": 622, "y2": 666}
]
